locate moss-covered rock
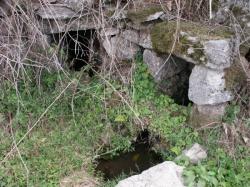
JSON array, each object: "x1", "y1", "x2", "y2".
[
  {"x1": 127, "y1": 6, "x2": 163, "y2": 24},
  {"x1": 150, "y1": 21, "x2": 232, "y2": 63}
]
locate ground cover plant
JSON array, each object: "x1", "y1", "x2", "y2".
[
  {"x1": 1, "y1": 53, "x2": 249, "y2": 186},
  {"x1": 0, "y1": 54, "x2": 189, "y2": 186}
]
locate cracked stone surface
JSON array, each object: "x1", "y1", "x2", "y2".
[{"x1": 188, "y1": 65, "x2": 233, "y2": 105}]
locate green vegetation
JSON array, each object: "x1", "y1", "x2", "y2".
[
  {"x1": 0, "y1": 70, "x2": 136, "y2": 186},
  {"x1": 182, "y1": 101, "x2": 250, "y2": 187},
  {"x1": 183, "y1": 148, "x2": 250, "y2": 187},
  {"x1": 0, "y1": 54, "x2": 189, "y2": 186},
  {"x1": 0, "y1": 54, "x2": 249, "y2": 187}
]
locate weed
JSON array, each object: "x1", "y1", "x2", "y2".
[{"x1": 183, "y1": 148, "x2": 250, "y2": 187}]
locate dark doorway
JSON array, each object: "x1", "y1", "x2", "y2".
[{"x1": 49, "y1": 30, "x2": 100, "y2": 74}]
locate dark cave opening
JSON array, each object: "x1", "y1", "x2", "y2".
[
  {"x1": 49, "y1": 30, "x2": 101, "y2": 75},
  {"x1": 172, "y1": 58, "x2": 194, "y2": 106},
  {"x1": 158, "y1": 55, "x2": 194, "y2": 106},
  {"x1": 245, "y1": 48, "x2": 250, "y2": 62}
]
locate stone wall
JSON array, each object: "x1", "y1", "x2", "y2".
[{"x1": 0, "y1": 0, "x2": 249, "y2": 126}]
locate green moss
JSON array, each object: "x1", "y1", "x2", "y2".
[
  {"x1": 224, "y1": 60, "x2": 247, "y2": 90},
  {"x1": 127, "y1": 6, "x2": 163, "y2": 23},
  {"x1": 150, "y1": 21, "x2": 232, "y2": 61}
]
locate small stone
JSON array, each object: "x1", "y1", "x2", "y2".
[
  {"x1": 146, "y1": 11, "x2": 164, "y2": 22},
  {"x1": 183, "y1": 143, "x2": 207, "y2": 164},
  {"x1": 116, "y1": 161, "x2": 185, "y2": 187}
]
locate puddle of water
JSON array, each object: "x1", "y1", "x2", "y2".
[{"x1": 95, "y1": 131, "x2": 163, "y2": 180}]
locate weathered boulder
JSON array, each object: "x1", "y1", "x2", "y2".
[
  {"x1": 188, "y1": 65, "x2": 233, "y2": 105},
  {"x1": 150, "y1": 21, "x2": 233, "y2": 66},
  {"x1": 183, "y1": 143, "x2": 207, "y2": 164},
  {"x1": 102, "y1": 36, "x2": 139, "y2": 60},
  {"x1": 116, "y1": 161, "x2": 185, "y2": 187},
  {"x1": 204, "y1": 39, "x2": 233, "y2": 70}
]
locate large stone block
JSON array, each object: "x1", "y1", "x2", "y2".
[
  {"x1": 116, "y1": 161, "x2": 185, "y2": 187},
  {"x1": 37, "y1": 5, "x2": 79, "y2": 19},
  {"x1": 188, "y1": 65, "x2": 233, "y2": 105},
  {"x1": 204, "y1": 39, "x2": 233, "y2": 70}
]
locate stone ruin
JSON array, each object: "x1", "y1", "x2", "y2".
[{"x1": 0, "y1": 0, "x2": 249, "y2": 127}]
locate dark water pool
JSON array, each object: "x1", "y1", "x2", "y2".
[{"x1": 95, "y1": 131, "x2": 163, "y2": 180}]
